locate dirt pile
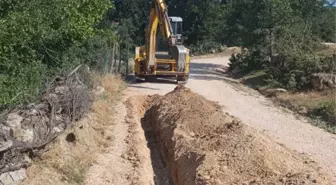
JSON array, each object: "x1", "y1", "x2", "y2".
[{"x1": 144, "y1": 85, "x2": 331, "y2": 185}]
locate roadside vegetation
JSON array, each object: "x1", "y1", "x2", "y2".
[
  {"x1": 221, "y1": 1, "x2": 336, "y2": 131},
  {"x1": 275, "y1": 89, "x2": 336, "y2": 133},
  {"x1": 0, "y1": 1, "x2": 127, "y2": 182},
  {"x1": 23, "y1": 74, "x2": 126, "y2": 185},
  {"x1": 0, "y1": 0, "x2": 131, "y2": 109}
]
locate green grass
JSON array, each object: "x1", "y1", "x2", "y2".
[{"x1": 276, "y1": 90, "x2": 336, "y2": 133}]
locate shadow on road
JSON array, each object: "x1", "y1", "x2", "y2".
[
  {"x1": 125, "y1": 74, "x2": 177, "y2": 85},
  {"x1": 128, "y1": 85, "x2": 161, "y2": 91},
  {"x1": 125, "y1": 60, "x2": 239, "y2": 84}
]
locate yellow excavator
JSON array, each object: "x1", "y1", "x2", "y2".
[{"x1": 133, "y1": 0, "x2": 190, "y2": 83}]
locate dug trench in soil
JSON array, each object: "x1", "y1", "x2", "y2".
[
  {"x1": 141, "y1": 112, "x2": 173, "y2": 185},
  {"x1": 129, "y1": 85, "x2": 332, "y2": 185},
  {"x1": 124, "y1": 96, "x2": 173, "y2": 185}
]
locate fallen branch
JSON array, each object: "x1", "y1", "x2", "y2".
[
  {"x1": 0, "y1": 141, "x2": 13, "y2": 152},
  {"x1": 68, "y1": 65, "x2": 83, "y2": 77},
  {"x1": 0, "y1": 161, "x2": 31, "y2": 174},
  {"x1": 16, "y1": 132, "x2": 59, "y2": 153}
]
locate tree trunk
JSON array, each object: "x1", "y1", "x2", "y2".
[
  {"x1": 110, "y1": 43, "x2": 116, "y2": 73},
  {"x1": 269, "y1": 28, "x2": 274, "y2": 63},
  {"x1": 118, "y1": 43, "x2": 122, "y2": 73}
]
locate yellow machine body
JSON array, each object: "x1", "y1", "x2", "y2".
[{"x1": 133, "y1": 0, "x2": 190, "y2": 82}]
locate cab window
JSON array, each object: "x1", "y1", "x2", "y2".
[
  {"x1": 170, "y1": 21, "x2": 177, "y2": 35},
  {"x1": 176, "y1": 22, "x2": 183, "y2": 35}
]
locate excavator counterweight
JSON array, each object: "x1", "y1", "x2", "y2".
[{"x1": 134, "y1": 0, "x2": 190, "y2": 83}]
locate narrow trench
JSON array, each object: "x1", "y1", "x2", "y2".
[{"x1": 141, "y1": 114, "x2": 173, "y2": 185}]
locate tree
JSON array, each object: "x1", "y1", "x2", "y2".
[
  {"x1": 0, "y1": 0, "x2": 112, "y2": 106},
  {"x1": 312, "y1": 7, "x2": 336, "y2": 42},
  {"x1": 110, "y1": 0, "x2": 151, "y2": 45},
  {"x1": 167, "y1": 0, "x2": 226, "y2": 45}
]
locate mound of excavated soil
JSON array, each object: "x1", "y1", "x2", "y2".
[{"x1": 144, "y1": 86, "x2": 331, "y2": 185}]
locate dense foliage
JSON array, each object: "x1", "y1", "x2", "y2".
[
  {"x1": 223, "y1": 0, "x2": 335, "y2": 90},
  {"x1": 0, "y1": 0, "x2": 113, "y2": 107},
  {"x1": 108, "y1": 0, "x2": 335, "y2": 53}
]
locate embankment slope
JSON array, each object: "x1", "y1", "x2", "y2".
[{"x1": 142, "y1": 86, "x2": 331, "y2": 185}]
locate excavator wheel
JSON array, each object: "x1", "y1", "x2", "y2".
[
  {"x1": 135, "y1": 76, "x2": 146, "y2": 83},
  {"x1": 176, "y1": 75, "x2": 189, "y2": 84},
  {"x1": 135, "y1": 78, "x2": 143, "y2": 83}
]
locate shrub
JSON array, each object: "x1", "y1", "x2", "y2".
[
  {"x1": 266, "y1": 54, "x2": 335, "y2": 90},
  {"x1": 0, "y1": 0, "x2": 112, "y2": 108},
  {"x1": 312, "y1": 100, "x2": 336, "y2": 126},
  {"x1": 229, "y1": 48, "x2": 336, "y2": 91},
  {"x1": 190, "y1": 41, "x2": 222, "y2": 55},
  {"x1": 228, "y1": 53, "x2": 244, "y2": 73},
  {"x1": 228, "y1": 50, "x2": 267, "y2": 74}
]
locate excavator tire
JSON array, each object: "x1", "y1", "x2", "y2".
[
  {"x1": 135, "y1": 76, "x2": 146, "y2": 83},
  {"x1": 176, "y1": 75, "x2": 189, "y2": 84},
  {"x1": 135, "y1": 78, "x2": 143, "y2": 83}
]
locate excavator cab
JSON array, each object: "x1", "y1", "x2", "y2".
[{"x1": 169, "y1": 16, "x2": 184, "y2": 45}]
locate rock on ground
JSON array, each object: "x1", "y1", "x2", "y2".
[
  {"x1": 0, "y1": 169, "x2": 26, "y2": 185},
  {"x1": 311, "y1": 73, "x2": 336, "y2": 90}
]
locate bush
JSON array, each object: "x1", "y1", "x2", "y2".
[
  {"x1": 228, "y1": 53, "x2": 244, "y2": 73},
  {"x1": 266, "y1": 54, "x2": 335, "y2": 90},
  {"x1": 228, "y1": 50, "x2": 267, "y2": 74},
  {"x1": 0, "y1": 0, "x2": 112, "y2": 108},
  {"x1": 228, "y1": 48, "x2": 336, "y2": 91},
  {"x1": 189, "y1": 41, "x2": 222, "y2": 55},
  {"x1": 311, "y1": 100, "x2": 336, "y2": 126},
  {"x1": 62, "y1": 29, "x2": 118, "y2": 72}
]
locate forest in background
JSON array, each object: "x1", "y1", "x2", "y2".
[{"x1": 0, "y1": 0, "x2": 335, "y2": 109}]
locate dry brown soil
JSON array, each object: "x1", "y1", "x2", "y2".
[
  {"x1": 124, "y1": 86, "x2": 332, "y2": 185},
  {"x1": 125, "y1": 55, "x2": 336, "y2": 183},
  {"x1": 83, "y1": 54, "x2": 336, "y2": 185}
]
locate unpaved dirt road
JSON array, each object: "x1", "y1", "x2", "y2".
[
  {"x1": 127, "y1": 55, "x2": 336, "y2": 182},
  {"x1": 85, "y1": 101, "x2": 132, "y2": 185}
]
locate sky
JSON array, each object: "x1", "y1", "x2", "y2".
[{"x1": 324, "y1": 0, "x2": 336, "y2": 7}]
